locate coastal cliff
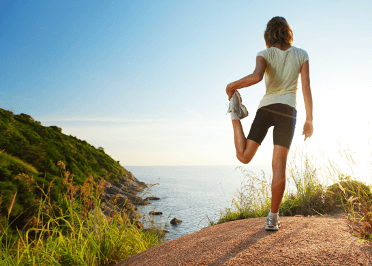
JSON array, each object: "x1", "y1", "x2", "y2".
[{"x1": 0, "y1": 108, "x2": 148, "y2": 234}]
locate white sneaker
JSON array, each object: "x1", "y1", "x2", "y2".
[
  {"x1": 265, "y1": 214, "x2": 281, "y2": 231},
  {"x1": 227, "y1": 91, "x2": 248, "y2": 120},
  {"x1": 238, "y1": 104, "x2": 249, "y2": 120}
]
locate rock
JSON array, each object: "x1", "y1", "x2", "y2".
[
  {"x1": 99, "y1": 193, "x2": 112, "y2": 204},
  {"x1": 118, "y1": 175, "x2": 147, "y2": 191},
  {"x1": 74, "y1": 173, "x2": 149, "y2": 236},
  {"x1": 134, "y1": 220, "x2": 144, "y2": 229},
  {"x1": 170, "y1": 218, "x2": 182, "y2": 225},
  {"x1": 106, "y1": 185, "x2": 123, "y2": 196},
  {"x1": 101, "y1": 178, "x2": 147, "y2": 205},
  {"x1": 101, "y1": 202, "x2": 120, "y2": 218},
  {"x1": 149, "y1": 211, "x2": 163, "y2": 215},
  {"x1": 113, "y1": 194, "x2": 129, "y2": 207},
  {"x1": 145, "y1": 196, "x2": 160, "y2": 201},
  {"x1": 112, "y1": 180, "x2": 125, "y2": 189},
  {"x1": 122, "y1": 191, "x2": 147, "y2": 205}
]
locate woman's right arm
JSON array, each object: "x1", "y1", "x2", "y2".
[
  {"x1": 226, "y1": 56, "x2": 266, "y2": 100},
  {"x1": 300, "y1": 61, "x2": 313, "y2": 141}
]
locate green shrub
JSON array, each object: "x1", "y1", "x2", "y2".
[
  {"x1": 326, "y1": 175, "x2": 372, "y2": 210},
  {"x1": 279, "y1": 185, "x2": 334, "y2": 217}
]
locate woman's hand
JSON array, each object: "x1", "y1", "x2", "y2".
[
  {"x1": 226, "y1": 83, "x2": 235, "y2": 100},
  {"x1": 302, "y1": 121, "x2": 313, "y2": 141}
]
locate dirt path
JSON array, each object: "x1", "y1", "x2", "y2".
[{"x1": 115, "y1": 215, "x2": 372, "y2": 265}]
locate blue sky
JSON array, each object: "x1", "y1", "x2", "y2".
[{"x1": 1, "y1": 0, "x2": 372, "y2": 181}]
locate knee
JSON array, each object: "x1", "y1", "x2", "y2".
[{"x1": 237, "y1": 153, "x2": 251, "y2": 164}]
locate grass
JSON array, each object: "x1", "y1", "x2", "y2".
[
  {"x1": 0, "y1": 162, "x2": 165, "y2": 266},
  {"x1": 0, "y1": 151, "x2": 38, "y2": 175},
  {"x1": 209, "y1": 146, "x2": 372, "y2": 242}
]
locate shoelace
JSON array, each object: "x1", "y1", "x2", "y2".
[{"x1": 267, "y1": 215, "x2": 279, "y2": 225}]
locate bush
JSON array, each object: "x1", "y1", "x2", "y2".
[
  {"x1": 325, "y1": 175, "x2": 372, "y2": 210},
  {"x1": 280, "y1": 184, "x2": 334, "y2": 217}
]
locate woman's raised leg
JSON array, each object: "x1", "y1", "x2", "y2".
[
  {"x1": 232, "y1": 120, "x2": 260, "y2": 164},
  {"x1": 270, "y1": 144, "x2": 289, "y2": 213}
]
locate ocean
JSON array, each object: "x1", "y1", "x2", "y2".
[{"x1": 125, "y1": 165, "x2": 283, "y2": 242}]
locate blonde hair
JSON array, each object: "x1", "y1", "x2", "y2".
[{"x1": 264, "y1": 17, "x2": 293, "y2": 48}]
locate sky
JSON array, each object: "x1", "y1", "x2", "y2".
[{"x1": 1, "y1": 0, "x2": 372, "y2": 182}]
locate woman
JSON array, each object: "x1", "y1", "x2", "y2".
[{"x1": 226, "y1": 16, "x2": 313, "y2": 231}]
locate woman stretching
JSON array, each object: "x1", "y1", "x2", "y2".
[{"x1": 226, "y1": 16, "x2": 313, "y2": 231}]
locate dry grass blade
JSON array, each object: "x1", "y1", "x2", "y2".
[
  {"x1": 348, "y1": 196, "x2": 359, "y2": 203},
  {"x1": 336, "y1": 182, "x2": 346, "y2": 194},
  {"x1": 8, "y1": 192, "x2": 17, "y2": 216}
]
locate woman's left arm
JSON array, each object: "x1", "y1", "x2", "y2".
[
  {"x1": 300, "y1": 61, "x2": 313, "y2": 140},
  {"x1": 226, "y1": 56, "x2": 266, "y2": 100}
]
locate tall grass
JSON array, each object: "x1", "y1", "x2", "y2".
[
  {"x1": 0, "y1": 162, "x2": 164, "y2": 266},
  {"x1": 209, "y1": 146, "x2": 372, "y2": 242}
]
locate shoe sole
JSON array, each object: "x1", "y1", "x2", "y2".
[
  {"x1": 239, "y1": 104, "x2": 249, "y2": 120},
  {"x1": 233, "y1": 91, "x2": 249, "y2": 119},
  {"x1": 265, "y1": 225, "x2": 279, "y2": 231},
  {"x1": 234, "y1": 91, "x2": 242, "y2": 104},
  {"x1": 265, "y1": 221, "x2": 281, "y2": 231}
]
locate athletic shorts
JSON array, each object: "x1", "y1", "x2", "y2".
[{"x1": 247, "y1": 103, "x2": 297, "y2": 149}]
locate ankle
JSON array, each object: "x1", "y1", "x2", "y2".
[
  {"x1": 230, "y1": 111, "x2": 239, "y2": 120},
  {"x1": 269, "y1": 210, "x2": 279, "y2": 217}
]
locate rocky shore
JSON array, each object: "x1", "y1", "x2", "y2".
[
  {"x1": 93, "y1": 172, "x2": 149, "y2": 227},
  {"x1": 90, "y1": 173, "x2": 175, "y2": 237}
]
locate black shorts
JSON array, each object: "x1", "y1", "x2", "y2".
[{"x1": 247, "y1": 103, "x2": 297, "y2": 149}]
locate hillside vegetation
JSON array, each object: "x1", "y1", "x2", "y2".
[
  {"x1": 0, "y1": 109, "x2": 166, "y2": 265},
  {"x1": 0, "y1": 108, "x2": 133, "y2": 230}
]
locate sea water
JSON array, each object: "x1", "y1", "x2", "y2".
[{"x1": 125, "y1": 165, "x2": 282, "y2": 242}]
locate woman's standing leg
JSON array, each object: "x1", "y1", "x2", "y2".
[{"x1": 270, "y1": 144, "x2": 289, "y2": 213}]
